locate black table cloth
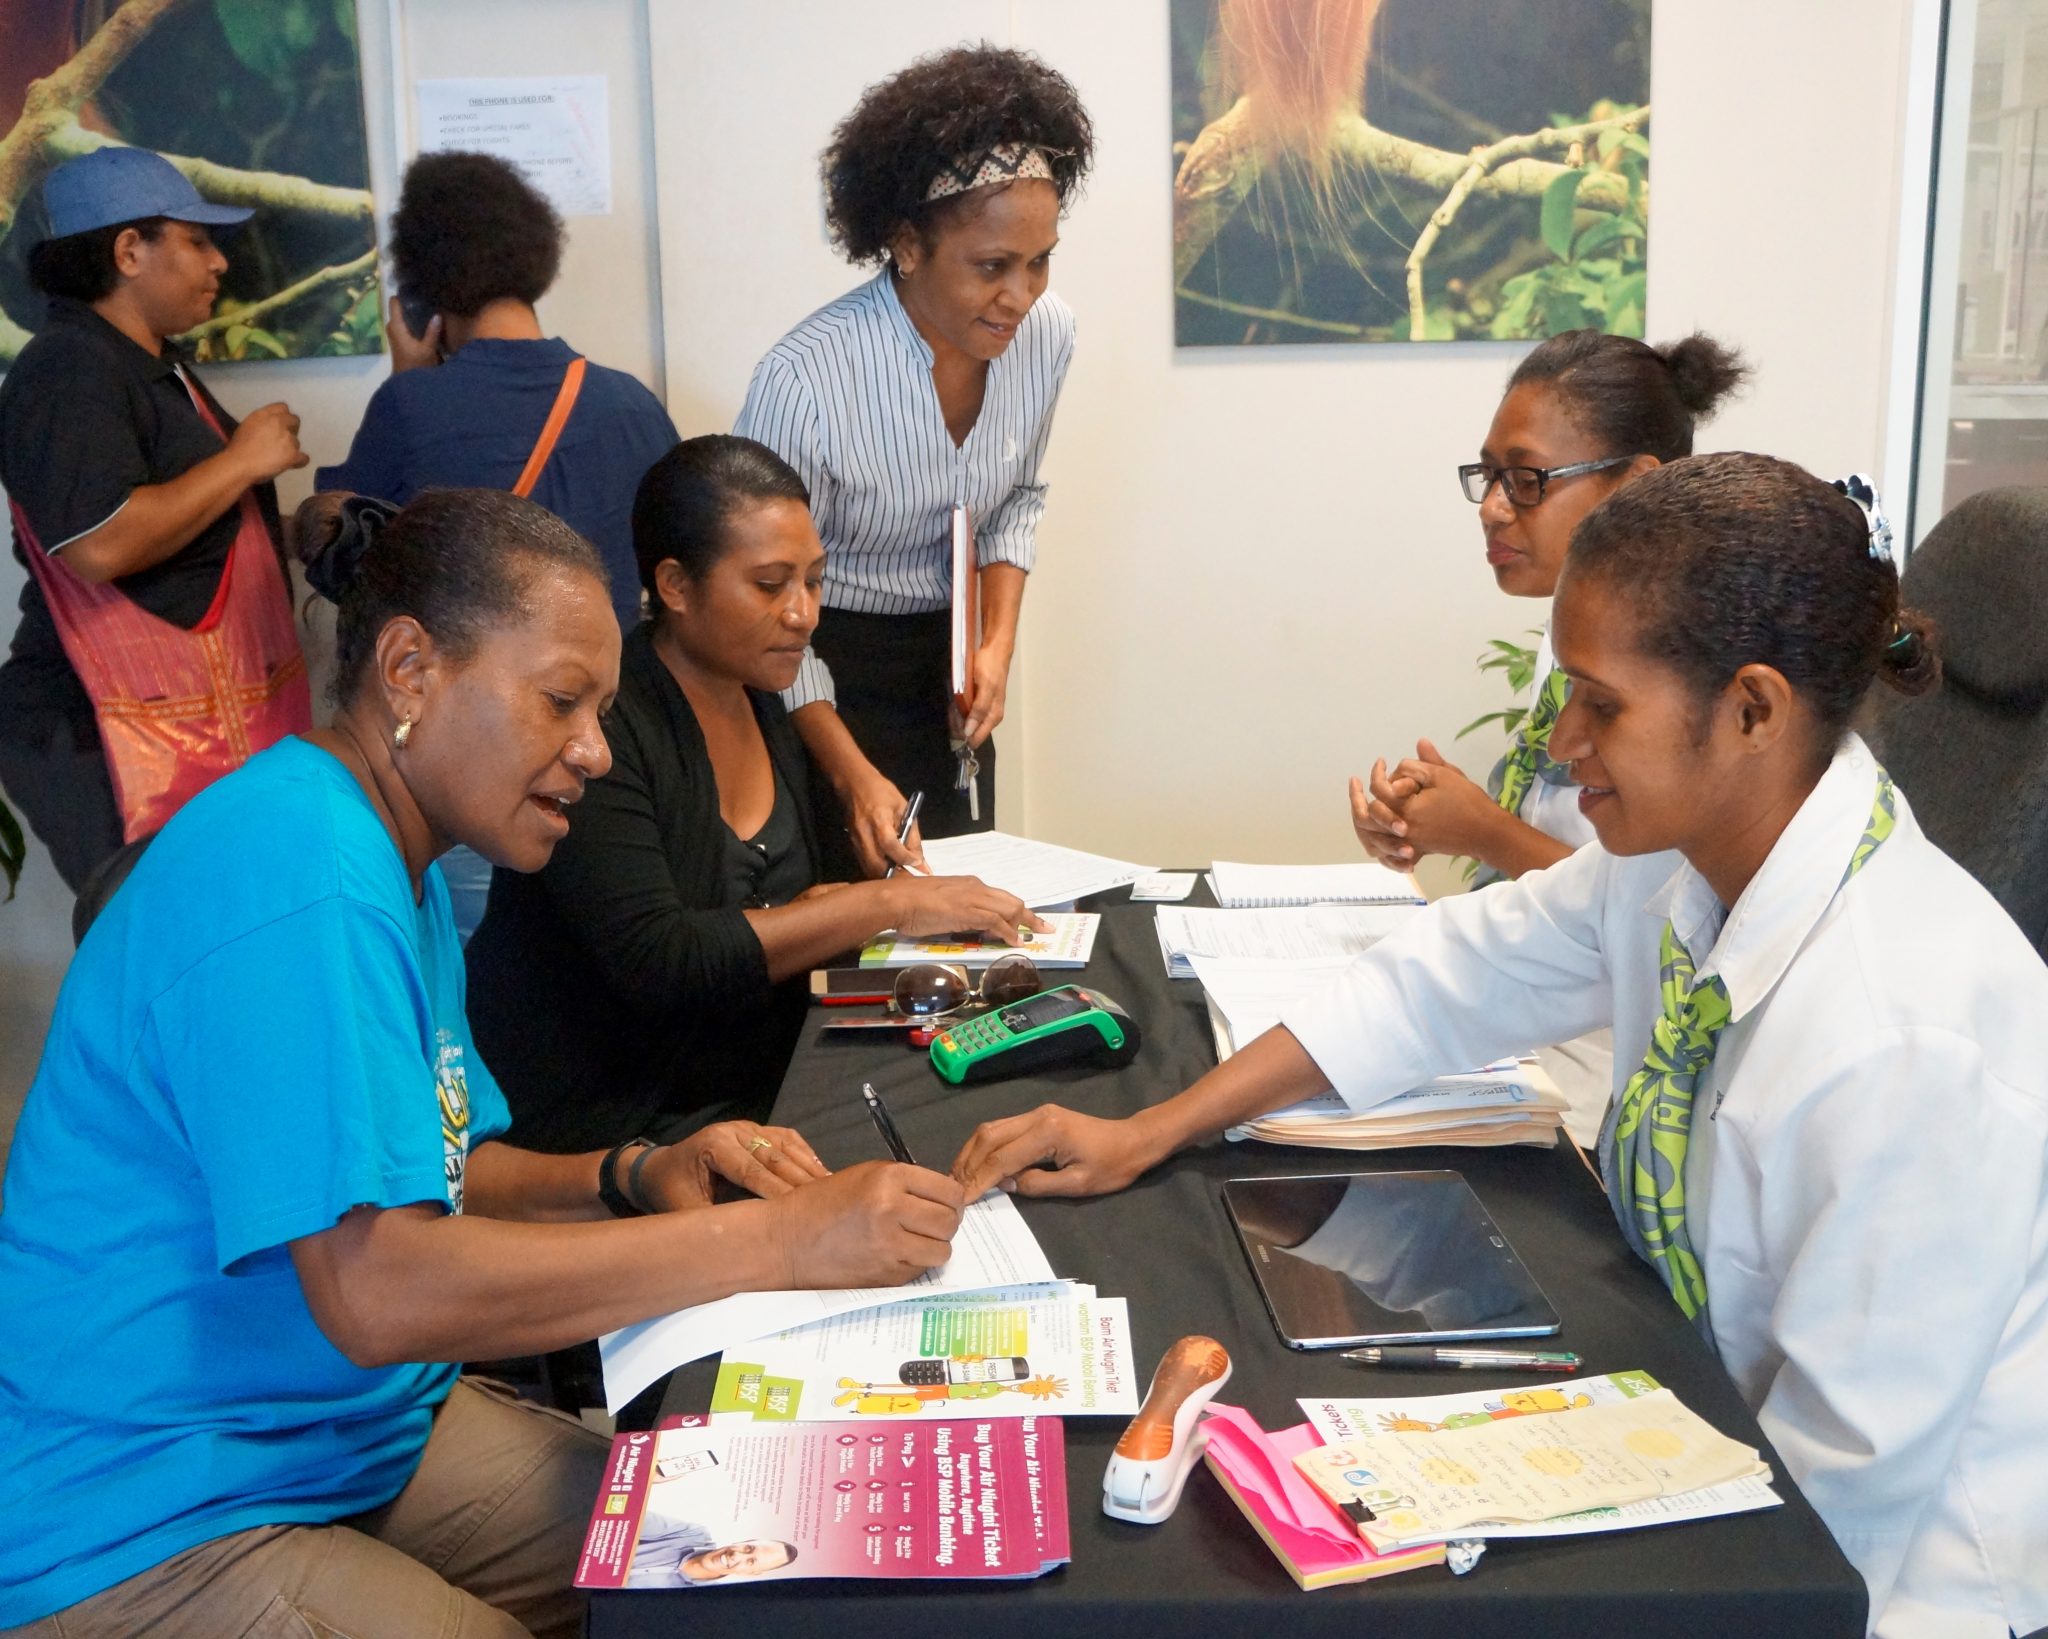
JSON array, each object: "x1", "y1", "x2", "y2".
[{"x1": 593, "y1": 891, "x2": 1868, "y2": 1638}]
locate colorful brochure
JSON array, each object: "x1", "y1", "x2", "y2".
[
  {"x1": 599, "y1": 1192, "x2": 1057, "y2": 1414},
  {"x1": 711, "y1": 1284, "x2": 1140, "y2": 1423},
  {"x1": 1297, "y1": 1369, "x2": 1782, "y2": 1542},
  {"x1": 858, "y1": 912, "x2": 1100, "y2": 968},
  {"x1": 575, "y1": 1415, "x2": 1069, "y2": 1588}
]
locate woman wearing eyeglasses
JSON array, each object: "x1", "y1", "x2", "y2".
[
  {"x1": 464, "y1": 436, "x2": 1047, "y2": 1155},
  {"x1": 1351, "y1": 329, "x2": 1747, "y2": 1143}
]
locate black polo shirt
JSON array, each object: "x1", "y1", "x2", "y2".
[{"x1": 0, "y1": 297, "x2": 282, "y2": 743}]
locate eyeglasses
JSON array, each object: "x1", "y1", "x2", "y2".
[
  {"x1": 1457, "y1": 455, "x2": 1634, "y2": 508},
  {"x1": 892, "y1": 954, "x2": 1042, "y2": 1018}
]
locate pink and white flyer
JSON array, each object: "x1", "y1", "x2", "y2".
[{"x1": 575, "y1": 1415, "x2": 1070, "y2": 1589}]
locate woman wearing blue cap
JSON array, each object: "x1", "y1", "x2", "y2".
[{"x1": 0, "y1": 146, "x2": 312, "y2": 898}]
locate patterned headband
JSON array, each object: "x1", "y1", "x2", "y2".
[
  {"x1": 1830, "y1": 473, "x2": 1895, "y2": 564},
  {"x1": 925, "y1": 142, "x2": 1058, "y2": 202}
]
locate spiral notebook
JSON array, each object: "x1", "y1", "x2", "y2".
[{"x1": 1209, "y1": 862, "x2": 1425, "y2": 909}]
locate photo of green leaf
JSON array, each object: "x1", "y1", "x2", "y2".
[{"x1": 1172, "y1": 0, "x2": 1650, "y2": 346}]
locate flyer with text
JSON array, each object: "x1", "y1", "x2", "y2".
[
  {"x1": 575, "y1": 1415, "x2": 1070, "y2": 1589},
  {"x1": 711, "y1": 1285, "x2": 1139, "y2": 1423}
]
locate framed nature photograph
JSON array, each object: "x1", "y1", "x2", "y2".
[{"x1": 1171, "y1": 0, "x2": 1651, "y2": 346}]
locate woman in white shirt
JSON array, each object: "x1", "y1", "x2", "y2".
[
  {"x1": 735, "y1": 46, "x2": 1092, "y2": 874},
  {"x1": 955, "y1": 454, "x2": 2048, "y2": 1638},
  {"x1": 1351, "y1": 328, "x2": 1747, "y2": 1144}
]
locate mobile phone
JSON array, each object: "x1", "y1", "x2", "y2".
[{"x1": 396, "y1": 285, "x2": 436, "y2": 340}]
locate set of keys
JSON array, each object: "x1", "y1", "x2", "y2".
[{"x1": 953, "y1": 738, "x2": 981, "y2": 824}]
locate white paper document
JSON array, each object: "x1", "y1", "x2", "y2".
[
  {"x1": 1297, "y1": 1370, "x2": 1781, "y2": 1542},
  {"x1": 1155, "y1": 904, "x2": 1423, "y2": 977},
  {"x1": 599, "y1": 1192, "x2": 1057, "y2": 1413},
  {"x1": 1209, "y1": 861, "x2": 1425, "y2": 908},
  {"x1": 1187, "y1": 953, "x2": 1358, "y2": 1048},
  {"x1": 919, "y1": 830, "x2": 1154, "y2": 908},
  {"x1": 416, "y1": 76, "x2": 612, "y2": 216}
]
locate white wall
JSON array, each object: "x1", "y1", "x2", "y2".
[
  {"x1": 0, "y1": 0, "x2": 665, "y2": 982},
  {"x1": 650, "y1": 0, "x2": 1924, "y2": 879}
]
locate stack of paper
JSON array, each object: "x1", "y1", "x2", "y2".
[
  {"x1": 1209, "y1": 861, "x2": 1426, "y2": 909},
  {"x1": 920, "y1": 830, "x2": 1154, "y2": 908},
  {"x1": 1155, "y1": 904, "x2": 1421, "y2": 979},
  {"x1": 598, "y1": 1192, "x2": 1059, "y2": 1413},
  {"x1": 1293, "y1": 1372, "x2": 1780, "y2": 1552},
  {"x1": 859, "y1": 912, "x2": 1100, "y2": 969},
  {"x1": 1190, "y1": 952, "x2": 1565, "y2": 1149}
]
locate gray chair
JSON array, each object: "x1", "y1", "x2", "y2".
[{"x1": 1863, "y1": 485, "x2": 2048, "y2": 955}]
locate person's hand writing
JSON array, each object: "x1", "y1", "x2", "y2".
[
  {"x1": 386, "y1": 295, "x2": 443, "y2": 373},
  {"x1": 229, "y1": 403, "x2": 308, "y2": 484},
  {"x1": 843, "y1": 774, "x2": 928, "y2": 878},
  {"x1": 1351, "y1": 759, "x2": 1421, "y2": 867},
  {"x1": 890, "y1": 875, "x2": 1048, "y2": 946},
  {"x1": 766, "y1": 1161, "x2": 965, "y2": 1288},
  {"x1": 1385, "y1": 738, "x2": 1503, "y2": 862},
  {"x1": 951, "y1": 1105, "x2": 1163, "y2": 1199},
  {"x1": 958, "y1": 640, "x2": 1013, "y2": 749},
  {"x1": 637, "y1": 1122, "x2": 829, "y2": 1212}
]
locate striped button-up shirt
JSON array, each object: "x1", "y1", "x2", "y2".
[{"x1": 733, "y1": 269, "x2": 1075, "y2": 709}]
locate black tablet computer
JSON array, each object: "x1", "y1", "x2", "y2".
[{"x1": 1223, "y1": 1170, "x2": 1562, "y2": 1350}]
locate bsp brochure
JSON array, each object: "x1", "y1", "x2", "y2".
[
  {"x1": 712, "y1": 1281, "x2": 1139, "y2": 1422},
  {"x1": 576, "y1": 1414, "x2": 1069, "y2": 1588}
]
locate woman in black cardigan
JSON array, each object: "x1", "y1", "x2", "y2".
[{"x1": 466, "y1": 436, "x2": 1041, "y2": 1152}]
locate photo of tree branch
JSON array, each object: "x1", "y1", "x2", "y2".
[
  {"x1": 1172, "y1": 0, "x2": 1650, "y2": 346},
  {"x1": 0, "y1": 0, "x2": 380, "y2": 366}
]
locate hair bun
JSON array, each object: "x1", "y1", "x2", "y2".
[
  {"x1": 1657, "y1": 332, "x2": 1751, "y2": 420},
  {"x1": 294, "y1": 494, "x2": 399, "y2": 604},
  {"x1": 1881, "y1": 608, "x2": 1942, "y2": 697}
]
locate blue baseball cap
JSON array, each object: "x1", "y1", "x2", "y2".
[{"x1": 38, "y1": 147, "x2": 253, "y2": 243}]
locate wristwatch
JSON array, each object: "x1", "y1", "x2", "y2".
[{"x1": 598, "y1": 1136, "x2": 660, "y2": 1218}]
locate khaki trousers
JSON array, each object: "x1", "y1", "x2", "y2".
[{"x1": 3, "y1": 1377, "x2": 609, "y2": 1639}]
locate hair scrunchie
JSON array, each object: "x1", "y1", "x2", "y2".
[
  {"x1": 1829, "y1": 473, "x2": 1895, "y2": 565},
  {"x1": 295, "y1": 494, "x2": 401, "y2": 603}
]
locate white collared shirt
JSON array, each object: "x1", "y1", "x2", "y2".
[
  {"x1": 733, "y1": 270, "x2": 1075, "y2": 710},
  {"x1": 1515, "y1": 623, "x2": 1599, "y2": 851},
  {"x1": 1284, "y1": 736, "x2": 2048, "y2": 1637}
]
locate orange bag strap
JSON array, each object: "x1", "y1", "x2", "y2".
[{"x1": 512, "y1": 356, "x2": 587, "y2": 498}]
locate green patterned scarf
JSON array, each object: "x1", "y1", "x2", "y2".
[
  {"x1": 1606, "y1": 772, "x2": 1897, "y2": 1330},
  {"x1": 1494, "y1": 666, "x2": 1571, "y2": 818}
]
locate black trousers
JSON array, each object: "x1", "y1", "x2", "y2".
[
  {"x1": 0, "y1": 709, "x2": 124, "y2": 895},
  {"x1": 808, "y1": 606, "x2": 995, "y2": 876}
]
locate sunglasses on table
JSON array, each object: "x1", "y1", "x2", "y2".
[
  {"x1": 1457, "y1": 454, "x2": 1634, "y2": 507},
  {"x1": 892, "y1": 954, "x2": 1042, "y2": 1019}
]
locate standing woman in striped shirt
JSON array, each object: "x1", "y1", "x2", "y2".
[{"x1": 735, "y1": 46, "x2": 1094, "y2": 873}]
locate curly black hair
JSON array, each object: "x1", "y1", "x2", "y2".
[
  {"x1": 389, "y1": 151, "x2": 563, "y2": 316},
  {"x1": 822, "y1": 44, "x2": 1094, "y2": 265}
]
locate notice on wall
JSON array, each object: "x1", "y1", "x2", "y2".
[{"x1": 415, "y1": 75, "x2": 611, "y2": 217}]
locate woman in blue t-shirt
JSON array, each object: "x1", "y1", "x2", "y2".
[{"x1": 0, "y1": 490, "x2": 966, "y2": 1638}]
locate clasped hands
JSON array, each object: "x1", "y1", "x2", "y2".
[{"x1": 1349, "y1": 737, "x2": 1500, "y2": 869}]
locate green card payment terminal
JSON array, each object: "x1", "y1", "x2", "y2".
[{"x1": 929, "y1": 985, "x2": 1141, "y2": 1086}]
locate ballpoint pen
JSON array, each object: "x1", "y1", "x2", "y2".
[
  {"x1": 882, "y1": 790, "x2": 925, "y2": 879},
  {"x1": 1339, "y1": 1346, "x2": 1581, "y2": 1373},
  {"x1": 862, "y1": 1081, "x2": 918, "y2": 1167}
]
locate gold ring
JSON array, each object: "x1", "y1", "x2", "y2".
[{"x1": 746, "y1": 1137, "x2": 774, "y2": 1155}]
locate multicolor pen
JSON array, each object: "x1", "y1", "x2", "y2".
[{"x1": 1339, "y1": 1346, "x2": 1581, "y2": 1373}]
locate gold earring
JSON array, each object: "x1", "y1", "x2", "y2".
[{"x1": 393, "y1": 716, "x2": 414, "y2": 751}]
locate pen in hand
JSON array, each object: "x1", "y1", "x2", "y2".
[
  {"x1": 862, "y1": 1081, "x2": 918, "y2": 1168},
  {"x1": 883, "y1": 790, "x2": 925, "y2": 879}
]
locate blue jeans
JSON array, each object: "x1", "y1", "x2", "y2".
[{"x1": 440, "y1": 844, "x2": 493, "y2": 945}]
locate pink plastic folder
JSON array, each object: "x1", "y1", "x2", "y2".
[{"x1": 1201, "y1": 1404, "x2": 1446, "y2": 1590}]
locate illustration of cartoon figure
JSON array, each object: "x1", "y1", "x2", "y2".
[
  {"x1": 1492, "y1": 1388, "x2": 1593, "y2": 1416},
  {"x1": 1376, "y1": 1387, "x2": 1593, "y2": 1435}
]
